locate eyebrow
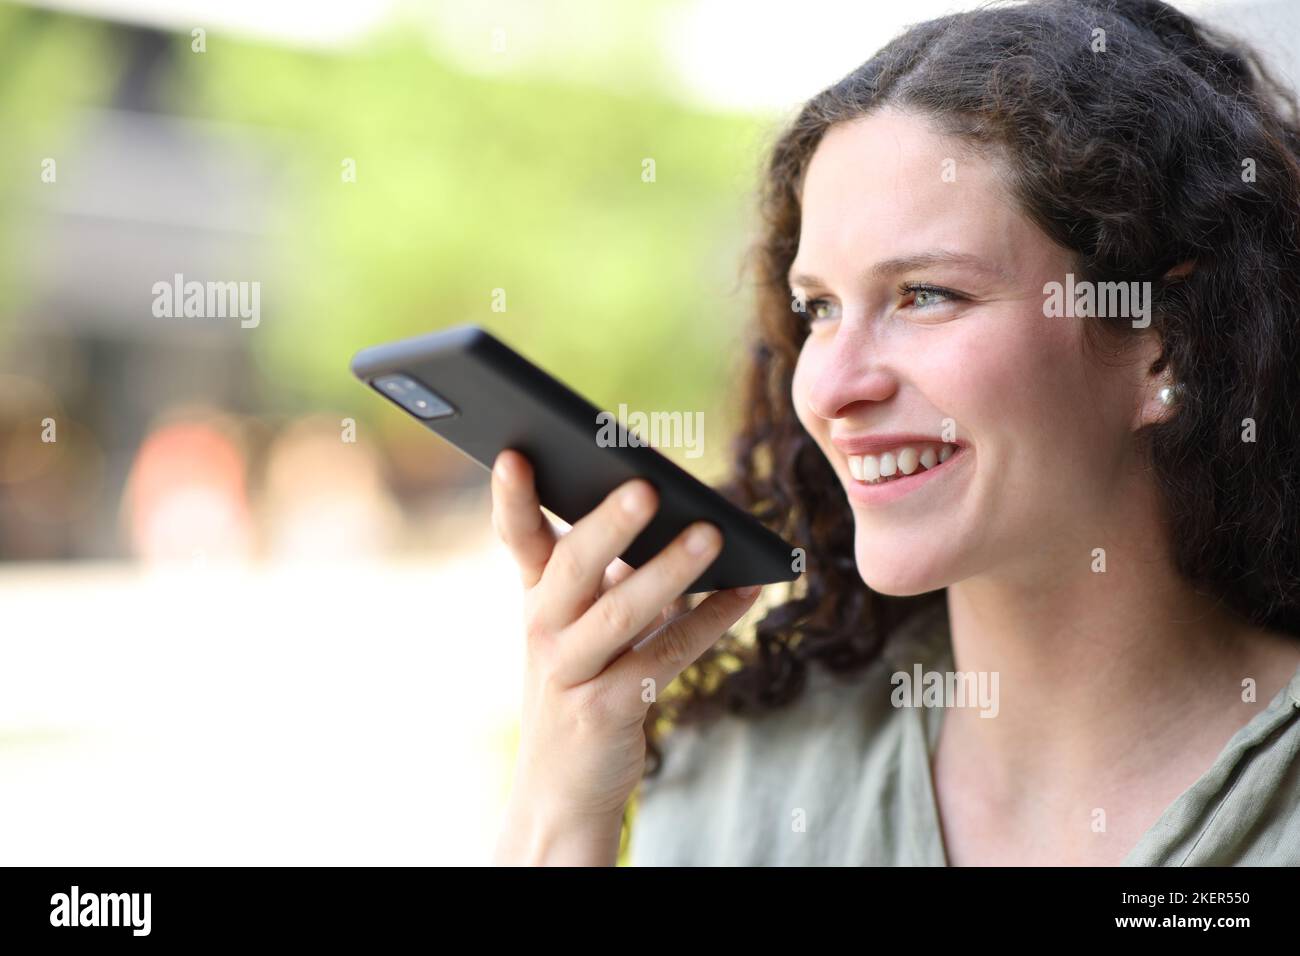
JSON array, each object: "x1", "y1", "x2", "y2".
[{"x1": 786, "y1": 250, "x2": 1014, "y2": 289}]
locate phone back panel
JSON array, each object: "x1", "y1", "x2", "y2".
[{"x1": 350, "y1": 325, "x2": 799, "y2": 593}]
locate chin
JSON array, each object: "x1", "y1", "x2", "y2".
[{"x1": 852, "y1": 531, "x2": 950, "y2": 596}]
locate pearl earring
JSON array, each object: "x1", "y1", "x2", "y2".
[{"x1": 1158, "y1": 383, "x2": 1181, "y2": 406}]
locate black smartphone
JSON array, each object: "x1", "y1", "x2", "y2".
[{"x1": 349, "y1": 325, "x2": 799, "y2": 593}]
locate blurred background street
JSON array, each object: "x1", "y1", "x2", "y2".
[{"x1": 0, "y1": 0, "x2": 1295, "y2": 864}]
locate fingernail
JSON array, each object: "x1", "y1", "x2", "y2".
[
  {"x1": 494, "y1": 457, "x2": 511, "y2": 481},
  {"x1": 685, "y1": 524, "x2": 720, "y2": 556},
  {"x1": 736, "y1": 585, "x2": 760, "y2": 599}
]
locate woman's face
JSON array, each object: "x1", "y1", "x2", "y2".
[{"x1": 790, "y1": 107, "x2": 1156, "y2": 595}]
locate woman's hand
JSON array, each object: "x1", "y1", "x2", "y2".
[{"x1": 488, "y1": 449, "x2": 762, "y2": 865}]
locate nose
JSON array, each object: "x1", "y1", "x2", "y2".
[{"x1": 803, "y1": 330, "x2": 898, "y2": 422}]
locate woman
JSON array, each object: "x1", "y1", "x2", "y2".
[{"x1": 491, "y1": 0, "x2": 1300, "y2": 866}]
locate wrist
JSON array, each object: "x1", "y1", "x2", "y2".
[{"x1": 493, "y1": 796, "x2": 624, "y2": 866}]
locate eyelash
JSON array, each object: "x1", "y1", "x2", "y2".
[{"x1": 799, "y1": 282, "x2": 965, "y2": 323}]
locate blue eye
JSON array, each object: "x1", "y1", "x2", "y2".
[
  {"x1": 793, "y1": 283, "x2": 966, "y2": 326},
  {"x1": 805, "y1": 297, "x2": 837, "y2": 323},
  {"x1": 792, "y1": 293, "x2": 838, "y2": 325},
  {"x1": 900, "y1": 282, "x2": 962, "y2": 309}
]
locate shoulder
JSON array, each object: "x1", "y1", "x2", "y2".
[
  {"x1": 627, "y1": 599, "x2": 951, "y2": 866},
  {"x1": 1130, "y1": 660, "x2": 1300, "y2": 866}
]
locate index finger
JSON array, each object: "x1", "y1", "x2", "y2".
[{"x1": 490, "y1": 449, "x2": 555, "y2": 588}]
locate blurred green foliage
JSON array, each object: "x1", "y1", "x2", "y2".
[
  {"x1": 175, "y1": 13, "x2": 771, "y2": 478},
  {"x1": 0, "y1": 4, "x2": 119, "y2": 352},
  {"x1": 0, "y1": 1, "x2": 777, "y2": 479}
]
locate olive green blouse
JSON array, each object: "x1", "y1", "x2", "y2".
[{"x1": 628, "y1": 601, "x2": 1300, "y2": 866}]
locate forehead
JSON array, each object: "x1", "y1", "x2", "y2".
[{"x1": 796, "y1": 108, "x2": 1035, "y2": 278}]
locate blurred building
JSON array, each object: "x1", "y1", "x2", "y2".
[{"x1": 8, "y1": 21, "x2": 286, "y2": 558}]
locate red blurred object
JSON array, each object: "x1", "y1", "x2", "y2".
[{"x1": 123, "y1": 419, "x2": 253, "y2": 562}]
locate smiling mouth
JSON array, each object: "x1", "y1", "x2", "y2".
[{"x1": 845, "y1": 442, "x2": 962, "y2": 485}]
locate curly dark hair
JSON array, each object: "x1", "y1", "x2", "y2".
[{"x1": 636, "y1": 0, "x2": 1300, "y2": 787}]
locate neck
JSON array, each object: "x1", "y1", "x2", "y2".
[{"x1": 940, "y1": 477, "x2": 1292, "y2": 801}]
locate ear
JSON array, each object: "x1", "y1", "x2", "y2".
[
  {"x1": 1135, "y1": 357, "x2": 1178, "y2": 430},
  {"x1": 1131, "y1": 260, "x2": 1195, "y2": 429}
]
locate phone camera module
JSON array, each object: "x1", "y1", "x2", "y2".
[{"x1": 372, "y1": 374, "x2": 456, "y2": 420}]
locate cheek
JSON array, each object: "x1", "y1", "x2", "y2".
[
  {"x1": 932, "y1": 314, "x2": 1079, "y2": 439},
  {"x1": 942, "y1": 314, "x2": 1124, "y2": 519}
]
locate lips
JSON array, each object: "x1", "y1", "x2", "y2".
[
  {"x1": 832, "y1": 432, "x2": 965, "y2": 475},
  {"x1": 848, "y1": 441, "x2": 958, "y2": 484},
  {"x1": 828, "y1": 431, "x2": 969, "y2": 504}
]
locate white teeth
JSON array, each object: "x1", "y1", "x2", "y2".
[
  {"x1": 897, "y1": 447, "x2": 919, "y2": 475},
  {"x1": 845, "y1": 443, "x2": 960, "y2": 484}
]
